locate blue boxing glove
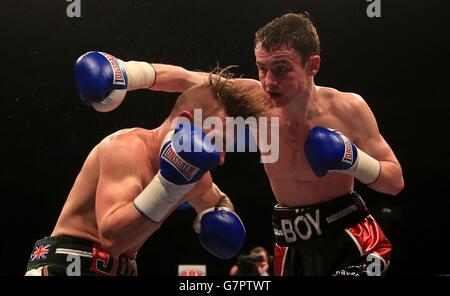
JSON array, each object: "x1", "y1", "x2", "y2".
[
  {"x1": 74, "y1": 51, "x2": 129, "y2": 112},
  {"x1": 193, "y1": 207, "x2": 246, "y2": 259},
  {"x1": 305, "y1": 126, "x2": 381, "y2": 184},
  {"x1": 159, "y1": 123, "x2": 220, "y2": 185},
  {"x1": 134, "y1": 124, "x2": 221, "y2": 222}
]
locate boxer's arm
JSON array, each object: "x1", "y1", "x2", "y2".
[
  {"x1": 188, "y1": 179, "x2": 235, "y2": 214},
  {"x1": 150, "y1": 64, "x2": 262, "y2": 93},
  {"x1": 189, "y1": 181, "x2": 245, "y2": 259},
  {"x1": 346, "y1": 94, "x2": 404, "y2": 195},
  {"x1": 148, "y1": 64, "x2": 210, "y2": 92},
  {"x1": 125, "y1": 62, "x2": 262, "y2": 93},
  {"x1": 76, "y1": 52, "x2": 264, "y2": 112},
  {"x1": 95, "y1": 137, "x2": 163, "y2": 257},
  {"x1": 120, "y1": 62, "x2": 209, "y2": 93}
]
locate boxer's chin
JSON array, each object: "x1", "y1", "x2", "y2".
[
  {"x1": 92, "y1": 89, "x2": 126, "y2": 112},
  {"x1": 270, "y1": 94, "x2": 290, "y2": 107}
]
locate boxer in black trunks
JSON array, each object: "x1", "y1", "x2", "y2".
[{"x1": 26, "y1": 69, "x2": 264, "y2": 276}]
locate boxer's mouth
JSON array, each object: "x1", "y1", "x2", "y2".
[{"x1": 267, "y1": 91, "x2": 283, "y2": 100}]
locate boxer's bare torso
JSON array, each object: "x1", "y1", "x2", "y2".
[
  {"x1": 263, "y1": 86, "x2": 363, "y2": 207},
  {"x1": 251, "y1": 45, "x2": 402, "y2": 206},
  {"x1": 52, "y1": 128, "x2": 212, "y2": 258}
]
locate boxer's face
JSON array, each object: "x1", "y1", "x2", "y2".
[{"x1": 255, "y1": 44, "x2": 312, "y2": 107}]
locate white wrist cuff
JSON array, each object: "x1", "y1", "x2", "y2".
[
  {"x1": 133, "y1": 172, "x2": 195, "y2": 223},
  {"x1": 348, "y1": 148, "x2": 381, "y2": 184},
  {"x1": 123, "y1": 61, "x2": 156, "y2": 90}
]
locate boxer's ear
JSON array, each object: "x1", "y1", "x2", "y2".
[
  {"x1": 170, "y1": 111, "x2": 194, "y2": 130},
  {"x1": 178, "y1": 111, "x2": 194, "y2": 122},
  {"x1": 306, "y1": 55, "x2": 320, "y2": 76}
]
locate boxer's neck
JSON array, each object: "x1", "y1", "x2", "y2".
[
  {"x1": 148, "y1": 119, "x2": 172, "y2": 170},
  {"x1": 279, "y1": 82, "x2": 320, "y2": 125}
]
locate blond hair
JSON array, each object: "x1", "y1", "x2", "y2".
[{"x1": 170, "y1": 66, "x2": 266, "y2": 119}]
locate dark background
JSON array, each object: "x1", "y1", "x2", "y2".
[{"x1": 1, "y1": 0, "x2": 449, "y2": 276}]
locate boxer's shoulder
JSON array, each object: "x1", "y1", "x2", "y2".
[
  {"x1": 318, "y1": 87, "x2": 365, "y2": 111},
  {"x1": 314, "y1": 89, "x2": 376, "y2": 147},
  {"x1": 318, "y1": 88, "x2": 368, "y2": 125},
  {"x1": 97, "y1": 128, "x2": 151, "y2": 162},
  {"x1": 102, "y1": 128, "x2": 150, "y2": 147},
  {"x1": 308, "y1": 87, "x2": 369, "y2": 141},
  {"x1": 106, "y1": 127, "x2": 150, "y2": 139}
]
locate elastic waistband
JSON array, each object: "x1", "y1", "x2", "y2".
[
  {"x1": 27, "y1": 235, "x2": 137, "y2": 276},
  {"x1": 272, "y1": 192, "x2": 369, "y2": 246},
  {"x1": 35, "y1": 235, "x2": 97, "y2": 249}
]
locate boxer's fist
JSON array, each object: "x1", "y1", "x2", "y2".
[
  {"x1": 74, "y1": 51, "x2": 128, "y2": 112},
  {"x1": 305, "y1": 126, "x2": 380, "y2": 184},
  {"x1": 159, "y1": 123, "x2": 221, "y2": 185},
  {"x1": 305, "y1": 127, "x2": 358, "y2": 176},
  {"x1": 133, "y1": 124, "x2": 221, "y2": 223},
  {"x1": 194, "y1": 207, "x2": 246, "y2": 259}
]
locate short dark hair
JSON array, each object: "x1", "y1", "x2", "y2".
[{"x1": 254, "y1": 12, "x2": 321, "y2": 66}]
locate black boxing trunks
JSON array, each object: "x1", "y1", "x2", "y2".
[
  {"x1": 272, "y1": 192, "x2": 392, "y2": 276},
  {"x1": 25, "y1": 236, "x2": 137, "y2": 276}
]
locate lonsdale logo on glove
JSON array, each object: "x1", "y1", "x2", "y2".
[
  {"x1": 99, "y1": 52, "x2": 127, "y2": 86},
  {"x1": 325, "y1": 128, "x2": 354, "y2": 165},
  {"x1": 161, "y1": 142, "x2": 200, "y2": 182},
  {"x1": 339, "y1": 133, "x2": 354, "y2": 165}
]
